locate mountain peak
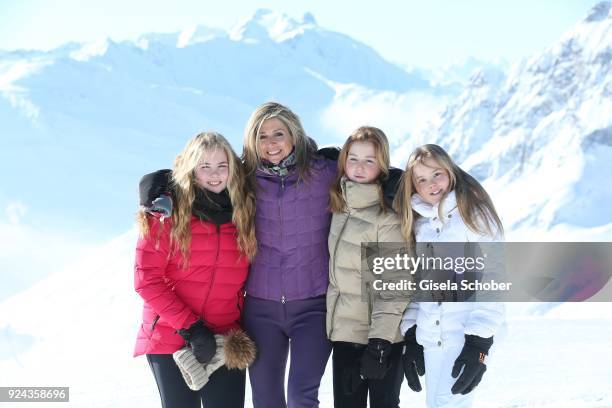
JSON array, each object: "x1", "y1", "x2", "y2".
[
  {"x1": 229, "y1": 9, "x2": 317, "y2": 43},
  {"x1": 585, "y1": 1, "x2": 611, "y2": 22},
  {"x1": 466, "y1": 66, "x2": 506, "y2": 88},
  {"x1": 69, "y1": 38, "x2": 110, "y2": 61},
  {"x1": 302, "y1": 12, "x2": 317, "y2": 25},
  {"x1": 177, "y1": 25, "x2": 224, "y2": 48},
  {"x1": 135, "y1": 31, "x2": 181, "y2": 49}
]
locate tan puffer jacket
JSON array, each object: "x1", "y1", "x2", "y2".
[{"x1": 327, "y1": 178, "x2": 411, "y2": 345}]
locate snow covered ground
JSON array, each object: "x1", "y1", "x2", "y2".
[{"x1": 0, "y1": 230, "x2": 611, "y2": 407}]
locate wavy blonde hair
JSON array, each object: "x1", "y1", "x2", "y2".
[
  {"x1": 330, "y1": 126, "x2": 390, "y2": 213},
  {"x1": 393, "y1": 144, "x2": 503, "y2": 245},
  {"x1": 169, "y1": 132, "x2": 257, "y2": 262},
  {"x1": 242, "y1": 101, "x2": 315, "y2": 183}
]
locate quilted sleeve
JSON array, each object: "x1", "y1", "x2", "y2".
[{"x1": 134, "y1": 216, "x2": 199, "y2": 330}]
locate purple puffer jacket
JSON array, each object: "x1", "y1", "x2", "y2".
[{"x1": 246, "y1": 157, "x2": 337, "y2": 302}]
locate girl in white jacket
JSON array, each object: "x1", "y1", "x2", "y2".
[{"x1": 393, "y1": 144, "x2": 505, "y2": 408}]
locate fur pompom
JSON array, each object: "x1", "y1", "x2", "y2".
[{"x1": 223, "y1": 329, "x2": 257, "y2": 370}]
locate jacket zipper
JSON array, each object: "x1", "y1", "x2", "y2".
[
  {"x1": 328, "y1": 210, "x2": 351, "y2": 339},
  {"x1": 236, "y1": 289, "x2": 245, "y2": 325},
  {"x1": 201, "y1": 224, "x2": 221, "y2": 322},
  {"x1": 279, "y1": 176, "x2": 286, "y2": 304}
]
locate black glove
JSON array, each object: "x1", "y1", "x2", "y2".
[
  {"x1": 451, "y1": 334, "x2": 494, "y2": 395},
  {"x1": 383, "y1": 167, "x2": 404, "y2": 209},
  {"x1": 139, "y1": 169, "x2": 172, "y2": 207},
  {"x1": 177, "y1": 320, "x2": 217, "y2": 364},
  {"x1": 317, "y1": 146, "x2": 341, "y2": 161},
  {"x1": 147, "y1": 195, "x2": 173, "y2": 218},
  {"x1": 402, "y1": 325, "x2": 425, "y2": 392},
  {"x1": 341, "y1": 356, "x2": 364, "y2": 395},
  {"x1": 360, "y1": 338, "x2": 392, "y2": 380}
]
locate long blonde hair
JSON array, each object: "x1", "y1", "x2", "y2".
[
  {"x1": 394, "y1": 144, "x2": 503, "y2": 244},
  {"x1": 330, "y1": 126, "x2": 390, "y2": 213},
  {"x1": 140, "y1": 132, "x2": 257, "y2": 263},
  {"x1": 242, "y1": 101, "x2": 315, "y2": 183}
]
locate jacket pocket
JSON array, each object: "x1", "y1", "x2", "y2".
[{"x1": 151, "y1": 314, "x2": 161, "y2": 332}]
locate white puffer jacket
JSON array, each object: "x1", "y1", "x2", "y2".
[{"x1": 400, "y1": 190, "x2": 506, "y2": 349}]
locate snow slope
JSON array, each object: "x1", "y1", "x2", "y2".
[
  {"x1": 0, "y1": 230, "x2": 611, "y2": 407},
  {"x1": 393, "y1": 1, "x2": 612, "y2": 238}
]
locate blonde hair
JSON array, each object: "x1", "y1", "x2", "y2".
[
  {"x1": 136, "y1": 210, "x2": 152, "y2": 239},
  {"x1": 329, "y1": 126, "x2": 390, "y2": 213},
  {"x1": 242, "y1": 101, "x2": 315, "y2": 183},
  {"x1": 393, "y1": 144, "x2": 503, "y2": 244},
  {"x1": 140, "y1": 132, "x2": 257, "y2": 263}
]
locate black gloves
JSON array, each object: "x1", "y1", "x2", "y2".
[
  {"x1": 451, "y1": 334, "x2": 494, "y2": 395},
  {"x1": 402, "y1": 325, "x2": 425, "y2": 391},
  {"x1": 359, "y1": 338, "x2": 392, "y2": 380},
  {"x1": 317, "y1": 146, "x2": 341, "y2": 161},
  {"x1": 177, "y1": 320, "x2": 217, "y2": 364},
  {"x1": 139, "y1": 169, "x2": 172, "y2": 207}
]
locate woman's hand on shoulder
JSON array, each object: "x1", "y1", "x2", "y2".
[
  {"x1": 139, "y1": 169, "x2": 173, "y2": 217},
  {"x1": 317, "y1": 146, "x2": 341, "y2": 161}
]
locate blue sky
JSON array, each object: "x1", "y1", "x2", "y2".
[{"x1": 0, "y1": 0, "x2": 601, "y2": 68}]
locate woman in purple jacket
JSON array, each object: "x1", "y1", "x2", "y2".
[{"x1": 242, "y1": 102, "x2": 336, "y2": 408}]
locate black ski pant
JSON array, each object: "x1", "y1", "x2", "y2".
[
  {"x1": 147, "y1": 353, "x2": 245, "y2": 408},
  {"x1": 332, "y1": 341, "x2": 404, "y2": 408}
]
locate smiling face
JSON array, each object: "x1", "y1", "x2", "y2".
[
  {"x1": 412, "y1": 158, "x2": 451, "y2": 205},
  {"x1": 344, "y1": 141, "x2": 381, "y2": 184},
  {"x1": 258, "y1": 117, "x2": 294, "y2": 164},
  {"x1": 194, "y1": 148, "x2": 229, "y2": 193}
]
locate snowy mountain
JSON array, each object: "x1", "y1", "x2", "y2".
[
  {"x1": 0, "y1": 8, "x2": 436, "y2": 240},
  {"x1": 1, "y1": 9, "x2": 455, "y2": 301},
  {"x1": 423, "y1": 56, "x2": 510, "y2": 93},
  {"x1": 394, "y1": 1, "x2": 612, "y2": 237}
]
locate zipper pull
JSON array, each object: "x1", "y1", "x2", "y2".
[{"x1": 281, "y1": 295, "x2": 286, "y2": 304}]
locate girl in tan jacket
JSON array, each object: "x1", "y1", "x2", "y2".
[{"x1": 327, "y1": 126, "x2": 411, "y2": 408}]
